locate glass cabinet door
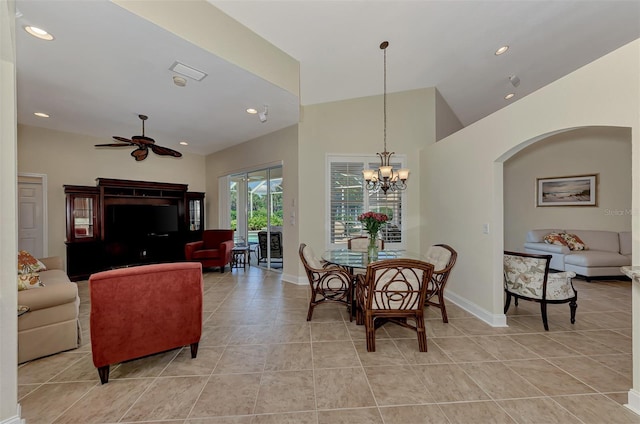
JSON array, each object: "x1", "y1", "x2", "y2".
[
  {"x1": 73, "y1": 196, "x2": 95, "y2": 238},
  {"x1": 64, "y1": 186, "x2": 99, "y2": 242},
  {"x1": 186, "y1": 192, "x2": 205, "y2": 232}
]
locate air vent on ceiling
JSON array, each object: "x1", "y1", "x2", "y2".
[{"x1": 169, "y1": 61, "x2": 207, "y2": 82}]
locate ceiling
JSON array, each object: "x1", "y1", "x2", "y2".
[{"x1": 15, "y1": 1, "x2": 640, "y2": 156}]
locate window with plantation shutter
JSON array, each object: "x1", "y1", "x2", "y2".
[{"x1": 328, "y1": 155, "x2": 405, "y2": 248}]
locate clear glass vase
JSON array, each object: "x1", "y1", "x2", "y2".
[{"x1": 367, "y1": 233, "x2": 379, "y2": 261}]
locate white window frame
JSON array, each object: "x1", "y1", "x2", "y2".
[{"x1": 326, "y1": 154, "x2": 407, "y2": 250}]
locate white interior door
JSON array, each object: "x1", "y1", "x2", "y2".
[{"x1": 17, "y1": 174, "x2": 47, "y2": 258}]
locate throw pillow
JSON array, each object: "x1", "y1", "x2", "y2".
[
  {"x1": 562, "y1": 233, "x2": 588, "y2": 251},
  {"x1": 18, "y1": 250, "x2": 47, "y2": 274},
  {"x1": 17, "y1": 273, "x2": 45, "y2": 291},
  {"x1": 543, "y1": 232, "x2": 569, "y2": 247}
]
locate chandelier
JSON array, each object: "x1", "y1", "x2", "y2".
[{"x1": 363, "y1": 41, "x2": 409, "y2": 195}]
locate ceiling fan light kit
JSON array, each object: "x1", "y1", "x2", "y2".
[{"x1": 95, "y1": 114, "x2": 183, "y2": 161}]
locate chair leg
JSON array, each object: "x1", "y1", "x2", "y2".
[
  {"x1": 307, "y1": 302, "x2": 315, "y2": 321},
  {"x1": 365, "y1": 315, "x2": 376, "y2": 352},
  {"x1": 416, "y1": 318, "x2": 428, "y2": 352},
  {"x1": 504, "y1": 292, "x2": 512, "y2": 314},
  {"x1": 439, "y1": 296, "x2": 449, "y2": 323},
  {"x1": 541, "y1": 302, "x2": 549, "y2": 331},
  {"x1": 570, "y1": 299, "x2": 577, "y2": 324},
  {"x1": 355, "y1": 308, "x2": 363, "y2": 325},
  {"x1": 98, "y1": 365, "x2": 110, "y2": 384},
  {"x1": 515, "y1": 297, "x2": 519, "y2": 307},
  {"x1": 190, "y1": 342, "x2": 199, "y2": 358}
]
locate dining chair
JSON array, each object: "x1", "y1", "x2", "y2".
[
  {"x1": 299, "y1": 243, "x2": 353, "y2": 321},
  {"x1": 503, "y1": 250, "x2": 577, "y2": 331},
  {"x1": 347, "y1": 236, "x2": 384, "y2": 251},
  {"x1": 423, "y1": 244, "x2": 457, "y2": 322},
  {"x1": 356, "y1": 259, "x2": 434, "y2": 352}
]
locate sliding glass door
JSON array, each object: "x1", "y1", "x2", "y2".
[{"x1": 229, "y1": 165, "x2": 283, "y2": 269}]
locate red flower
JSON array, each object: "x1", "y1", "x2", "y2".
[{"x1": 357, "y1": 211, "x2": 389, "y2": 235}]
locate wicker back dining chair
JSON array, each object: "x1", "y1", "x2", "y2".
[
  {"x1": 504, "y1": 250, "x2": 577, "y2": 331},
  {"x1": 299, "y1": 243, "x2": 353, "y2": 321},
  {"x1": 423, "y1": 244, "x2": 457, "y2": 323},
  {"x1": 356, "y1": 259, "x2": 434, "y2": 352},
  {"x1": 347, "y1": 236, "x2": 384, "y2": 252}
]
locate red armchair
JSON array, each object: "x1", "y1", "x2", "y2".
[
  {"x1": 185, "y1": 229, "x2": 235, "y2": 273},
  {"x1": 89, "y1": 262, "x2": 203, "y2": 384}
]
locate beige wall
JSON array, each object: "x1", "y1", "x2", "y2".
[
  {"x1": 205, "y1": 125, "x2": 299, "y2": 280},
  {"x1": 0, "y1": 0, "x2": 20, "y2": 421},
  {"x1": 17, "y1": 124, "x2": 206, "y2": 261},
  {"x1": 421, "y1": 39, "x2": 639, "y2": 325},
  {"x1": 435, "y1": 88, "x2": 463, "y2": 141},
  {"x1": 504, "y1": 126, "x2": 632, "y2": 251},
  {"x1": 297, "y1": 88, "x2": 437, "y2": 280}
]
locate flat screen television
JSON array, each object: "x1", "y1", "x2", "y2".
[{"x1": 106, "y1": 204, "x2": 179, "y2": 239}]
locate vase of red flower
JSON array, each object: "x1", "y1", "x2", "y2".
[{"x1": 357, "y1": 211, "x2": 389, "y2": 260}]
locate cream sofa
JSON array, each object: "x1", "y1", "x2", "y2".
[
  {"x1": 18, "y1": 256, "x2": 81, "y2": 363},
  {"x1": 523, "y1": 229, "x2": 631, "y2": 280}
]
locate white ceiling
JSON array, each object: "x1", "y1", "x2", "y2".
[{"x1": 16, "y1": 1, "x2": 640, "y2": 156}]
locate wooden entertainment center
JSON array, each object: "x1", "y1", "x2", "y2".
[{"x1": 64, "y1": 178, "x2": 204, "y2": 281}]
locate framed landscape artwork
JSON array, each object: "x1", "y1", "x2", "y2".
[{"x1": 536, "y1": 174, "x2": 598, "y2": 207}]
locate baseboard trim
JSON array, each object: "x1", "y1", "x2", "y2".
[
  {"x1": 281, "y1": 273, "x2": 306, "y2": 285},
  {"x1": 445, "y1": 291, "x2": 508, "y2": 327},
  {"x1": 626, "y1": 389, "x2": 640, "y2": 416},
  {"x1": 0, "y1": 405, "x2": 24, "y2": 424}
]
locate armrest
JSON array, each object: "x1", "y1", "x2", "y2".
[
  {"x1": 219, "y1": 240, "x2": 235, "y2": 258},
  {"x1": 185, "y1": 241, "x2": 204, "y2": 260},
  {"x1": 18, "y1": 283, "x2": 78, "y2": 311},
  {"x1": 39, "y1": 256, "x2": 64, "y2": 271}
]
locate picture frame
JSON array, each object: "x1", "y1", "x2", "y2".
[{"x1": 536, "y1": 174, "x2": 598, "y2": 207}]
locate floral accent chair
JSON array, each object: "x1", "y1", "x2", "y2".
[
  {"x1": 503, "y1": 251, "x2": 578, "y2": 331},
  {"x1": 299, "y1": 243, "x2": 353, "y2": 321}
]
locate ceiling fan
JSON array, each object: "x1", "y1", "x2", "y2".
[{"x1": 95, "y1": 114, "x2": 183, "y2": 161}]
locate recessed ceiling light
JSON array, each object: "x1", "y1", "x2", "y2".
[
  {"x1": 246, "y1": 108, "x2": 258, "y2": 114},
  {"x1": 504, "y1": 93, "x2": 515, "y2": 100},
  {"x1": 24, "y1": 26, "x2": 54, "y2": 41},
  {"x1": 179, "y1": 141, "x2": 189, "y2": 146},
  {"x1": 172, "y1": 76, "x2": 187, "y2": 87},
  {"x1": 495, "y1": 45, "x2": 509, "y2": 55},
  {"x1": 34, "y1": 112, "x2": 50, "y2": 118}
]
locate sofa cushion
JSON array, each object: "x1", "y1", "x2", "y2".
[
  {"x1": 544, "y1": 232, "x2": 569, "y2": 247},
  {"x1": 38, "y1": 269, "x2": 72, "y2": 286},
  {"x1": 566, "y1": 230, "x2": 620, "y2": 253},
  {"x1": 562, "y1": 233, "x2": 587, "y2": 251},
  {"x1": 17, "y1": 273, "x2": 44, "y2": 291},
  {"x1": 526, "y1": 229, "x2": 564, "y2": 243},
  {"x1": 18, "y1": 250, "x2": 47, "y2": 274},
  {"x1": 620, "y1": 231, "x2": 632, "y2": 255},
  {"x1": 193, "y1": 249, "x2": 220, "y2": 260},
  {"x1": 564, "y1": 251, "x2": 630, "y2": 267}
]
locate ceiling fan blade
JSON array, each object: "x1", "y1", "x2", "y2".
[
  {"x1": 150, "y1": 144, "x2": 183, "y2": 158},
  {"x1": 131, "y1": 147, "x2": 149, "y2": 161},
  {"x1": 113, "y1": 136, "x2": 133, "y2": 143},
  {"x1": 95, "y1": 143, "x2": 133, "y2": 147}
]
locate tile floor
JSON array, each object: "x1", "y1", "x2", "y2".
[{"x1": 17, "y1": 267, "x2": 640, "y2": 423}]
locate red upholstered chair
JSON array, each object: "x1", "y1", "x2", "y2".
[
  {"x1": 185, "y1": 229, "x2": 235, "y2": 273},
  {"x1": 89, "y1": 262, "x2": 203, "y2": 384}
]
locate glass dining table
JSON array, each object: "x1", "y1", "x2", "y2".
[
  {"x1": 321, "y1": 249, "x2": 424, "y2": 318},
  {"x1": 321, "y1": 248, "x2": 423, "y2": 273}
]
